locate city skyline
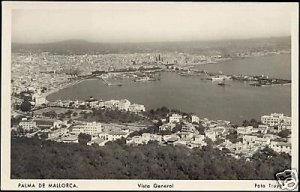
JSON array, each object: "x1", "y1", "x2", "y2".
[{"x1": 12, "y1": 3, "x2": 294, "y2": 43}]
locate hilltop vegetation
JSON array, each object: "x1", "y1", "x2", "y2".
[{"x1": 11, "y1": 136, "x2": 290, "y2": 179}]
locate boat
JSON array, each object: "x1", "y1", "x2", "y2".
[
  {"x1": 217, "y1": 78, "x2": 228, "y2": 86},
  {"x1": 211, "y1": 76, "x2": 224, "y2": 82}
]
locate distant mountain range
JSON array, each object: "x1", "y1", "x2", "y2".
[{"x1": 12, "y1": 36, "x2": 291, "y2": 55}]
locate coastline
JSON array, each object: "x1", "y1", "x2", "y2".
[
  {"x1": 42, "y1": 53, "x2": 291, "y2": 103},
  {"x1": 43, "y1": 78, "x2": 90, "y2": 102}
]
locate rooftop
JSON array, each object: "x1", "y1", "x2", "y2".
[{"x1": 108, "y1": 131, "x2": 127, "y2": 135}]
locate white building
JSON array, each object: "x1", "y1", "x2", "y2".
[
  {"x1": 19, "y1": 119, "x2": 37, "y2": 130},
  {"x1": 194, "y1": 134, "x2": 205, "y2": 143},
  {"x1": 169, "y1": 113, "x2": 183, "y2": 123},
  {"x1": 237, "y1": 126, "x2": 253, "y2": 135},
  {"x1": 60, "y1": 135, "x2": 78, "y2": 143},
  {"x1": 261, "y1": 113, "x2": 288, "y2": 127},
  {"x1": 191, "y1": 115, "x2": 200, "y2": 124},
  {"x1": 103, "y1": 131, "x2": 128, "y2": 141},
  {"x1": 128, "y1": 104, "x2": 146, "y2": 113},
  {"x1": 116, "y1": 99, "x2": 131, "y2": 111},
  {"x1": 141, "y1": 133, "x2": 151, "y2": 142},
  {"x1": 188, "y1": 134, "x2": 207, "y2": 148},
  {"x1": 209, "y1": 127, "x2": 226, "y2": 137},
  {"x1": 48, "y1": 128, "x2": 69, "y2": 138},
  {"x1": 278, "y1": 116, "x2": 291, "y2": 131},
  {"x1": 269, "y1": 141, "x2": 291, "y2": 155},
  {"x1": 205, "y1": 130, "x2": 216, "y2": 141},
  {"x1": 89, "y1": 101, "x2": 99, "y2": 109},
  {"x1": 126, "y1": 133, "x2": 161, "y2": 145},
  {"x1": 242, "y1": 135, "x2": 270, "y2": 147},
  {"x1": 34, "y1": 95, "x2": 47, "y2": 106},
  {"x1": 258, "y1": 124, "x2": 269, "y2": 134},
  {"x1": 127, "y1": 136, "x2": 143, "y2": 145},
  {"x1": 58, "y1": 100, "x2": 73, "y2": 108},
  {"x1": 98, "y1": 100, "x2": 105, "y2": 108},
  {"x1": 71, "y1": 121, "x2": 102, "y2": 135},
  {"x1": 88, "y1": 137, "x2": 107, "y2": 146},
  {"x1": 181, "y1": 122, "x2": 197, "y2": 133},
  {"x1": 159, "y1": 122, "x2": 176, "y2": 131},
  {"x1": 103, "y1": 100, "x2": 119, "y2": 109}
]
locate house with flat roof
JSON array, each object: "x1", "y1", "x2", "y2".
[
  {"x1": 128, "y1": 103, "x2": 146, "y2": 113},
  {"x1": 19, "y1": 119, "x2": 36, "y2": 130},
  {"x1": 237, "y1": 126, "x2": 254, "y2": 135},
  {"x1": 169, "y1": 113, "x2": 183, "y2": 123},
  {"x1": 191, "y1": 115, "x2": 200, "y2": 124},
  {"x1": 71, "y1": 121, "x2": 102, "y2": 135},
  {"x1": 88, "y1": 137, "x2": 107, "y2": 146},
  {"x1": 269, "y1": 141, "x2": 291, "y2": 155},
  {"x1": 100, "y1": 130, "x2": 128, "y2": 142}
]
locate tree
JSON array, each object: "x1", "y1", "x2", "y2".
[
  {"x1": 249, "y1": 118, "x2": 260, "y2": 128},
  {"x1": 222, "y1": 148, "x2": 231, "y2": 154},
  {"x1": 204, "y1": 137, "x2": 213, "y2": 148},
  {"x1": 79, "y1": 105, "x2": 87, "y2": 110},
  {"x1": 214, "y1": 138, "x2": 225, "y2": 145},
  {"x1": 20, "y1": 100, "x2": 32, "y2": 112},
  {"x1": 226, "y1": 131, "x2": 241, "y2": 143},
  {"x1": 83, "y1": 113, "x2": 88, "y2": 119},
  {"x1": 195, "y1": 124, "x2": 205, "y2": 135},
  {"x1": 66, "y1": 110, "x2": 73, "y2": 115},
  {"x1": 278, "y1": 129, "x2": 291, "y2": 138},
  {"x1": 78, "y1": 133, "x2": 91, "y2": 145},
  {"x1": 115, "y1": 137, "x2": 126, "y2": 145},
  {"x1": 11, "y1": 117, "x2": 22, "y2": 126},
  {"x1": 11, "y1": 129, "x2": 18, "y2": 137},
  {"x1": 16, "y1": 127, "x2": 25, "y2": 135},
  {"x1": 11, "y1": 137, "x2": 291, "y2": 180},
  {"x1": 242, "y1": 119, "x2": 260, "y2": 128},
  {"x1": 172, "y1": 123, "x2": 182, "y2": 133},
  {"x1": 40, "y1": 132, "x2": 48, "y2": 139}
]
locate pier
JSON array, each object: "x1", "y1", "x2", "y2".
[
  {"x1": 99, "y1": 77, "x2": 123, "y2": 86},
  {"x1": 175, "y1": 68, "x2": 291, "y2": 87}
]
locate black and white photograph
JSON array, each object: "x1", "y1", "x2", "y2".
[{"x1": 1, "y1": 2, "x2": 299, "y2": 191}]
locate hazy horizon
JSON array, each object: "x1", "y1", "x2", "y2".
[
  {"x1": 12, "y1": 35, "x2": 292, "y2": 45},
  {"x1": 12, "y1": 3, "x2": 294, "y2": 44}
]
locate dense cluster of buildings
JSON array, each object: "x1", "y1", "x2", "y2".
[
  {"x1": 261, "y1": 113, "x2": 291, "y2": 131},
  {"x1": 47, "y1": 98, "x2": 146, "y2": 113},
  {"x1": 124, "y1": 112, "x2": 292, "y2": 157},
  {"x1": 14, "y1": 110, "x2": 292, "y2": 158},
  {"x1": 11, "y1": 51, "x2": 244, "y2": 104}
]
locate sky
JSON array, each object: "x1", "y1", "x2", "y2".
[{"x1": 11, "y1": 2, "x2": 295, "y2": 43}]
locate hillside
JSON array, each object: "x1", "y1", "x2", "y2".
[{"x1": 11, "y1": 136, "x2": 291, "y2": 179}]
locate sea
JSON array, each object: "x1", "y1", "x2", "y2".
[{"x1": 47, "y1": 54, "x2": 291, "y2": 124}]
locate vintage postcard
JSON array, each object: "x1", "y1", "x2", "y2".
[{"x1": 1, "y1": 2, "x2": 299, "y2": 191}]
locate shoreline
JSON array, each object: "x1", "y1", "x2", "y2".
[
  {"x1": 43, "y1": 78, "x2": 91, "y2": 101},
  {"x1": 42, "y1": 53, "x2": 291, "y2": 102},
  {"x1": 192, "y1": 52, "x2": 290, "y2": 68}
]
